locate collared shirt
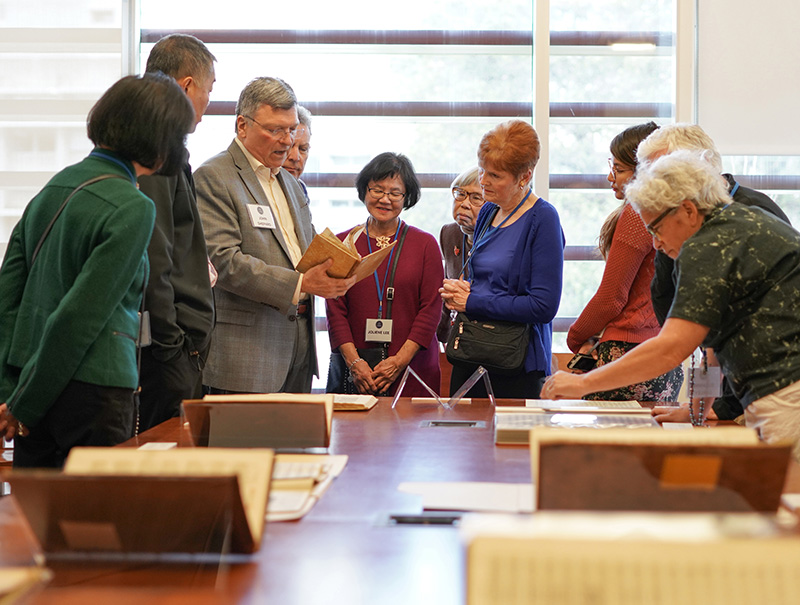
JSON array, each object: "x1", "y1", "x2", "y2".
[{"x1": 234, "y1": 137, "x2": 305, "y2": 304}]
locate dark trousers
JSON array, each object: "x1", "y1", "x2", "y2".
[
  {"x1": 138, "y1": 345, "x2": 205, "y2": 432},
  {"x1": 450, "y1": 365, "x2": 546, "y2": 399},
  {"x1": 13, "y1": 380, "x2": 135, "y2": 468}
]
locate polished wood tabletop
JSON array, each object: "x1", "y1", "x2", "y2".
[{"x1": 3, "y1": 398, "x2": 799, "y2": 604}]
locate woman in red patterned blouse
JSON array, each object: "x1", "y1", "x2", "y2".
[{"x1": 566, "y1": 123, "x2": 683, "y2": 401}]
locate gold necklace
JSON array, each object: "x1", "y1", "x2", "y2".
[{"x1": 375, "y1": 235, "x2": 392, "y2": 249}]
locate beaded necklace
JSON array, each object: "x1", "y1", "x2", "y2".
[{"x1": 687, "y1": 348, "x2": 708, "y2": 427}]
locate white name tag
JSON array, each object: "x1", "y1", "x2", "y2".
[
  {"x1": 365, "y1": 318, "x2": 393, "y2": 343},
  {"x1": 692, "y1": 365, "x2": 722, "y2": 398},
  {"x1": 247, "y1": 204, "x2": 276, "y2": 229}
]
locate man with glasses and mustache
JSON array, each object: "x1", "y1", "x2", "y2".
[{"x1": 195, "y1": 77, "x2": 355, "y2": 395}]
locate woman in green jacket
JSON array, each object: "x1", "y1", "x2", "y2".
[{"x1": 0, "y1": 73, "x2": 194, "y2": 467}]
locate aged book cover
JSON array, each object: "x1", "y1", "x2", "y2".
[{"x1": 295, "y1": 227, "x2": 395, "y2": 281}]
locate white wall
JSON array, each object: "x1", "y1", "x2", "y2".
[{"x1": 697, "y1": 0, "x2": 800, "y2": 155}]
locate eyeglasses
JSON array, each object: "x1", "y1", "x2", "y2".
[
  {"x1": 645, "y1": 206, "x2": 678, "y2": 240},
  {"x1": 367, "y1": 187, "x2": 406, "y2": 203},
  {"x1": 244, "y1": 116, "x2": 297, "y2": 139},
  {"x1": 608, "y1": 158, "x2": 633, "y2": 178},
  {"x1": 452, "y1": 187, "x2": 485, "y2": 207}
]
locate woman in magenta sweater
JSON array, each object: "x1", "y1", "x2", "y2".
[
  {"x1": 567, "y1": 122, "x2": 683, "y2": 401},
  {"x1": 326, "y1": 152, "x2": 443, "y2": 396}
]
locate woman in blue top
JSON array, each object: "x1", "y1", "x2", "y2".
[{"x1": 441, "y1": 120, "x2": 564, "y2": 398}]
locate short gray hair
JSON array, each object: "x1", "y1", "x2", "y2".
[
  {"x1": 636, "y1": 123, "x2": 724, "y2": 173},
  {"x1": 451, "y1": 166, "x2": 479, "y2": 189},
  {"x1": 235, "y1": 77, "x2": 296, "y2": 131},
  {"x1": 626, "y1": 150, "x2": 731, "y2": 216},
  {"x1": 296, "y1": 105, "x2": 312, "y2": 132}
]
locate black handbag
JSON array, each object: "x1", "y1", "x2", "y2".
[{"x1": 445, "y1": 312, "x2": 529, "y2": 375}]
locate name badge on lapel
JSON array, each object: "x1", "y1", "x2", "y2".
[
  {"x1": 365, "y1": 319, "x2": 393, "y2": 343},
  {"x1": 247, "y1": 204, "x2": 276, "y2": 229}
]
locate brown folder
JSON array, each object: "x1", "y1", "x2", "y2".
[
  {"x1": 535, "y1": 440, "x2": 791, "y2": 513},
  {"x1": 183, "y1": 394, "x2": 333, "y2": 449},
  {"x1": 6, "y1": 473, "x2": 257, "y2": 556}
]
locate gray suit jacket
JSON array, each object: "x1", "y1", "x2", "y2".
[{"x1": 194, "y1": 139, "x2": 316, "y2": 392}]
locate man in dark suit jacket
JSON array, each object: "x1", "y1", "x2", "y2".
[
  {"x1": 195, "y1": 77, "x2": 354, "y2": 394},
  {"x1": 638, "y1": 124, "x2": 791, "y2": 421},
  {"x1": 137, "y1": 34, "x2": 217, "y2": 431}
]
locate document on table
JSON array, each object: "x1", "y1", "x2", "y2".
[
  {"x1": 397, "y1": 482, "x2": 534, "y2": 513},
  {"x1": 267, "y1": 454, "x2": 349, "y2": 522}
]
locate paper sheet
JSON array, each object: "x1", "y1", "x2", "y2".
[{"x1": 398, "y1": 482, "x2": 534, "y2": 513}]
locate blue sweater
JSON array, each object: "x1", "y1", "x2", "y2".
[{"x1": 466, "y1": 198, "x2": 564, "y2": 374}]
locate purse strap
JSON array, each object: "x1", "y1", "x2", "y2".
[
  {"x1": 30, "y1": 172, "x2": 146, "y2": 436},
  {"x1": 31, "y1": 174, "x2": 126, "y2": 266}
]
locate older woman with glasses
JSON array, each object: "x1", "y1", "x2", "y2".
[
  {"x1": 440, "y1": 120, "x2": 564, "y2": 399},
  {"x1": 326, "y1": 152, "x2": 444, "y2": 396},
  {"x1": 543, "y1": 150, "x2": 800, "y2": 459},
  {"x1": 566, "y1": 122, "x2": 683, "y2": 401},
  {"x1": 437, "y1": 167, "x2": 484, "y2": 342}
]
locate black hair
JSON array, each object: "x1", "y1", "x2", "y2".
[
  {"x1": 355, "y1": 152, "x2": 421, "y2": 210},
  {"x1": 145, "y1": 33, "x2": 216, "y2": 82},
  {"x1": 87, "y1": 73, "x2": 194, "y2": 176}
]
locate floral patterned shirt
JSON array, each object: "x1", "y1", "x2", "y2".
[{"x1": 670, "y1": 202, "x2": 800, "y2": 407}]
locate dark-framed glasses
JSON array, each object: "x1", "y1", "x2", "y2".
[
  {"x1": 452, "y1": 187, "x2": 485, "y2": 207},
  {"x1": 645, "y1": 206, "x2": 678, "y2": 240},
  {"x1": 368, "y1": 187, "x2": 405, "y2": 202},
  {"x1": 244, "y1": 115, "x2": 297, "y2": 139},
  {"x1": 608, "y1": 158, "x2": 633, "y2": 178}
]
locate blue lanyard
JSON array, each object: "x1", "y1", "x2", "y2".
[
  {"x1": 461, "y1": 232, "x2": 469, "y2": 278},
  {"x1": 467, "y1": 189, "x2": 533, "y2": 281},
  {"x1": 365, "y1": 220, "x2": 402, "y2": 319},
  {"x1": 729, "y1": 181, "x2": 740, "y2": 197},
  {"x1": 89, "y1": 150, "x2": 136, "y2": 184}
]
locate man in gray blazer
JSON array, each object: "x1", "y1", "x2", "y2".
[{"x1": 195, "y1": 77, "x2": 354, "y2": 394}]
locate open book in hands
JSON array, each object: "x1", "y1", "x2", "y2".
[{"x1": 295, "y1": 226, "x2": 395, "y2": 283}]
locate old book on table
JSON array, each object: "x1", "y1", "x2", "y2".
[
  {"x1": 184, "y1": 393, "x2": 334, "y2": 449},
  {"x1": 531, "y1": 426, "x2": 791, "y2": 513},
  {"x1": 463, "y1": 512, "x2": 800, "y2": 605},
  {"x1": 268, "y1": 454, "x2": 348, "y2": 521},
  {"x1": 332, "y1": 394, "x2": 379, "y2": 411},
  {"x1": 6, "y1": 447, "x2": 274, "y2": 556},
  {"x1": 295, "y1": 227, "x2": 395, "y2": 282},
  {"x1": 494, "y1": 407, "x2": 657, "y2": 445}
]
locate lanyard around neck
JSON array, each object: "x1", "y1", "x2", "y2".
[
  {"x1": 89, "y1": 150, "x2": 136, "y2": 184},
  {"x1": 466, "y1": 188, "x2": 533, "y2": 280},
  {"x1": 365, "y1": 220, "x2": 402, "y2": 319}
]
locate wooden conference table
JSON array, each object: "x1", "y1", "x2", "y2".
[{"x1": 4, "y1": 398, "x2": 800, "y2": 604}]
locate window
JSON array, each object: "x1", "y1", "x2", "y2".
[{"x1": 0, "y1": 0, "x2": 124, "y2": 252}]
